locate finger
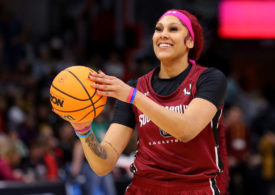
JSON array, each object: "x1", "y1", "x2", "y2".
[
  {"x1": 89, "y1": 71, "x2": 113, "y2": 80},
  {"x1": 89, "y1": 71, "x2": 105, "y2": 77},
  {"x1": 98, "y1": 70, "x2": 106, "y2": 75},
  {"x1": 91, "y1": 83, "x2": 116, "y2": 90},
  {"x1": 89, "y1": 72, "x2": 103, "y2": 79},
  {"x1": 89, "y1": 71, "x2": 114, "y2": 80},
  {"x1": 96, "y1": 90, "x2": 113, "y2": 97},
  {"x1": 88, "y1": 75, "x2": 113, "y2": 85}
]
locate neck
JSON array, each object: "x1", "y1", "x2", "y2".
[{"x1": 158, "y1": 55, "x2": 189, "y2": 78}]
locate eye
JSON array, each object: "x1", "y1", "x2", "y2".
[
  {"x1": 170, "y1": 27, "x2": 178, "y2": 31},
  {"x1": 155, "y1": 26, "x2": 162, "y2": 32}
]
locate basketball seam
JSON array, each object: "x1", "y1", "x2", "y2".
[
  {"x1": 66, "y1": 70, "x2": 97, "y2": 121},
  {"x1": 54, "y1": 104, "x2": 92, "y2": 113},
  {"x1": 93, "y1": 95, "x2": 104, "y2": 105},
  {"x1": 78, "y1": 105, "x2": 105, "y2": 122},
  {"x1": 51, "y1": 84, "x2": 91, "y2": 101},
  {"x1": 54, "y1": 104, "x2": 105, "y2": 113}
]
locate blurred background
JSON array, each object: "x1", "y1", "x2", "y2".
[{"x1": 0, "y1": 0, "x2": 275, "y2": 194}]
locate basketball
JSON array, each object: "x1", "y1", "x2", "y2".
[{"x1": 49, "y1": 66, "x2": 107, "y2": 123}]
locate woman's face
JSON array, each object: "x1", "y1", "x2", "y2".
[{"x1": 152, "y1": 15, "x2": 193, "y2": 62}]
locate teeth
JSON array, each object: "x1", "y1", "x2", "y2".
[{"x1": 159, "y1": 43, "x2": 172, "y2": 47}]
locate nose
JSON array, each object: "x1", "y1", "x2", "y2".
[{"x1": 159, "y1": 29, "x2": 169, "y2": 39}]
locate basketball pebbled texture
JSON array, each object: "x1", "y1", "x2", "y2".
[{"x1": 50, "y1": 66, "x2": 107, "y2": 123}]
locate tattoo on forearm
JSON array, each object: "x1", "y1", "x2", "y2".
[
  {"x1": 85, "y1": 133, "x2": 107, "y2": 159},
  {"x1": 103, "y1": 141, "x2": 119, "y2": 157}
]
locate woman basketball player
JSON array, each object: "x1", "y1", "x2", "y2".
[{"x1": 55, "y1": 9, "x2": 229, "y2": 194}]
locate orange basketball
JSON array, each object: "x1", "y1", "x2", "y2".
[{"x1": 49, "y1": 66, "x2": 107, "y2": 123}]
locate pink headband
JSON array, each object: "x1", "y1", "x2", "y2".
[{"x1": 159, "y1": 10, "x2": 195, "y2": 41}]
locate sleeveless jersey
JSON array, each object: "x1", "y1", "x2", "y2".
[{"x1": 131, "y1": 64, "x2": 224, "y2": 182}]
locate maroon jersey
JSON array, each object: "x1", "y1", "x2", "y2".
[{"x1": 131, "y1": 64, "x2": 224, "y2": 182}]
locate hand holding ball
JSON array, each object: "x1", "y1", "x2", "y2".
[{"x1": 50, "y1": 66, "x2": 107, "y2": 123}]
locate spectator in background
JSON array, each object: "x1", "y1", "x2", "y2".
[
  {"x1": 7, "y1": 95, "x2": 26, "y2": 131},
  {"x1": 259, "y1": 130, "x2": 275, "y2": 195},
  {"x1": 246, "y1": 86, "x2": 275, "y2": 195},
  {"x1": 225, "y1": 106, "x2": 250, "y2": 195},
  {"x1": 41, "y1": 125, "x2": 59, "y2": 181},
  {"x1": 0, "y1": 136, "x2": 22, "y2": 180},
  {"x1": 21, "y1": 138, "x2": 46, "y2": 182},
  {"x1": 8, "y1": 129, "x2": 29, "y2": 160}
]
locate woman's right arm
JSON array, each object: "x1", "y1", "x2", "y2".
[{"x1": 78, "y1": 123, "x2": 133, "y2": 176}]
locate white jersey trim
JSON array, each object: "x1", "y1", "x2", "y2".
[{"x1": 215, "y1": 146, "x2": 221, "y2": 172}]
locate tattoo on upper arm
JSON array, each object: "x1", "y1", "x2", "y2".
[
  {"x1": 85, "y1": 133, "x2": 107, "y2": 159},
  {"x1": 103, "y1": 141, "x2": 119, "y2": 157}
]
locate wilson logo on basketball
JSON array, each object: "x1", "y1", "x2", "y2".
[
  {"x1": 63, "y1": 115, "x2": 75, "y2": 121},
  {"x1": 50, "y1": 94, "x2": 64, "y2": 107}
]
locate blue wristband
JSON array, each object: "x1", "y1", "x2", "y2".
[
  {"x1": 130, "y1": 88, "x2": 137, "y2": 104},
  {"x1": 75, "y1": 128, "x2": 92, "y2": 138}
]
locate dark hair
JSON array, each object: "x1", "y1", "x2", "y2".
[{"x1": 176, "y1": 10, "x2": 204, "y2": 61}]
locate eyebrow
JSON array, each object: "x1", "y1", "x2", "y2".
[{"x1": 156, "y1": 22, "x2": 182, "y2": 26}]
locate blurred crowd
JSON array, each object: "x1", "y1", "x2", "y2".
[{"x1": 0, "y1": 1, "x2": 275, "y2": 195}]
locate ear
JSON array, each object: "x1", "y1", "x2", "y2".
[{"x1": 186, "y1": 37, "x2": 194, "y2": 49}]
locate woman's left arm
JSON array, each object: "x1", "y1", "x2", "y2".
[
  {"x1": 133, "y1": 92, "x2": 217, "y2": 142},
  {"x1": 89, "y1": 71, "x2": 217, "y2": 143}
]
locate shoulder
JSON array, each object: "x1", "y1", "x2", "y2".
[
  {"x1": 195, "y1": 67, "x2": 227, "y2": 108},
  {"x1": 201, "y1": 67, "x2": 226, "y2": 80},
  {"x1": 197, "y1": 67, "x2": 227, "y2": 87},
  {"x1": 201, "y1": 68, "x2": 226, "y2": 80}
]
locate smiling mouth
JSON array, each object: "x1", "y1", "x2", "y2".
[{"x1": 158, "y1": 43, "x2": 173, "y2": 48}]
